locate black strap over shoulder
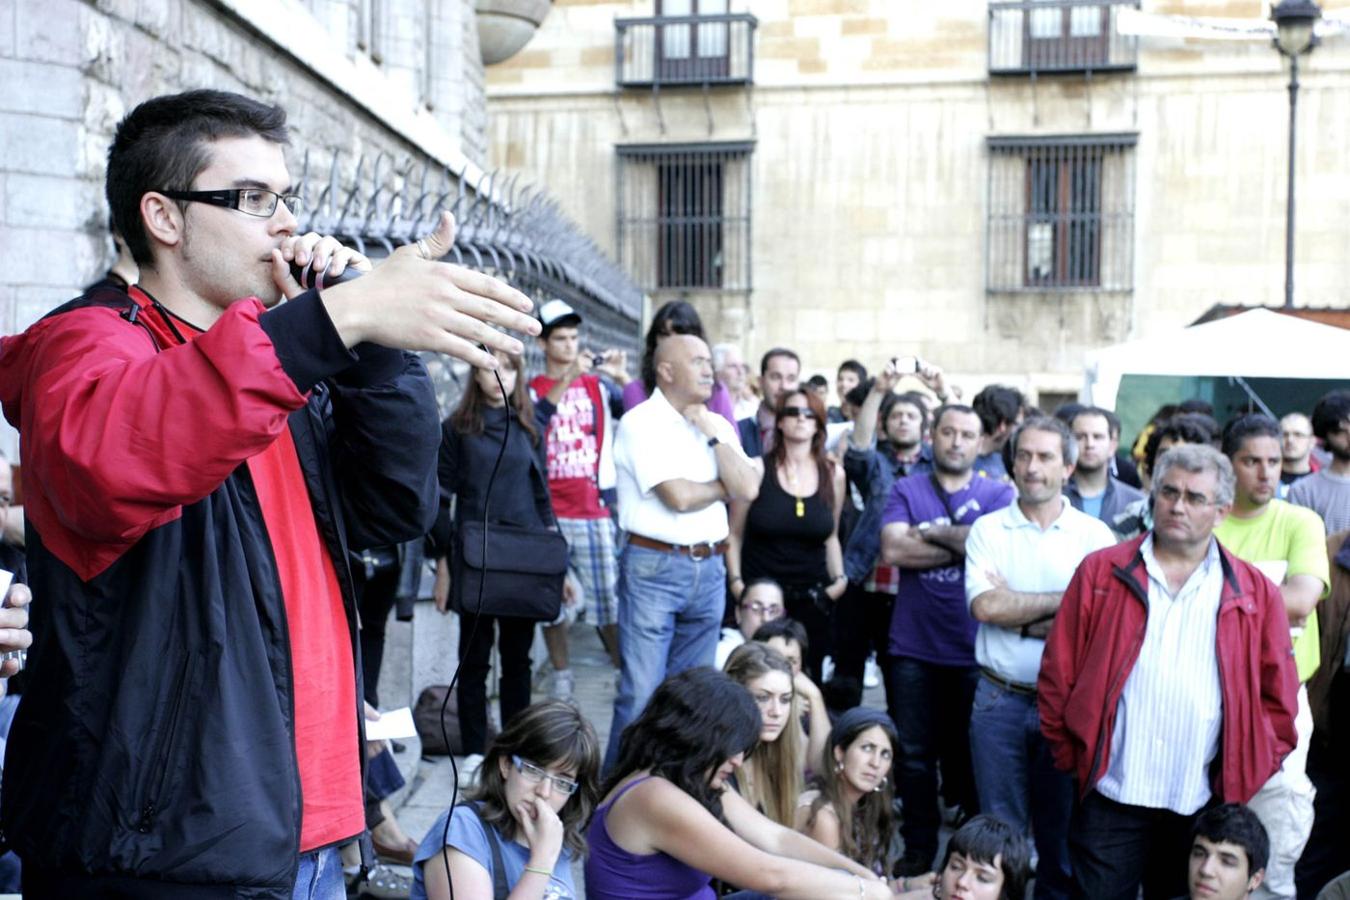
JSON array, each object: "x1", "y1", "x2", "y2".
[{"x1": 465, "y1": 801, "x2": 510, "y2": 900}]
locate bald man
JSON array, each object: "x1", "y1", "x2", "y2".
[{"x1": 604, "y1": 334, "x2": 760, "y2": 769}]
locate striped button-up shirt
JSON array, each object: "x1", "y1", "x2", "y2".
[{"x1": 1096, "y1": 535, "x2": 1224, "y2": 815}]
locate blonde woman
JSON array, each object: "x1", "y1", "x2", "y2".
[{"x1": 722, "y1": 642, "x2": 804, "y2": 828}]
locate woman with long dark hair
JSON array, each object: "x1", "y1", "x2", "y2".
[
  {"x1": 428, "y1": 350, "x2": 555, "y2": 757},
  {"x1": 621, "y1": 300, "x2": 736, "y2": 424},
  {"x1": 795, "y1": 708, "x2": 928, "y2": 892},
  {"x1": 585, "y1": 667, "x2": 890, "y2": 900},
  {"x1": 727, "y1": 387, "x2": 847, "y2": 679},
  {"x1": 412, "y1": 700, "x2": 601, "y2": 900}
]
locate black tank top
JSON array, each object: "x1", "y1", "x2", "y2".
[{"x1": 741, "y1": 460, "x2": 833, "y2": 588}]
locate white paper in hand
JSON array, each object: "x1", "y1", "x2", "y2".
[{"x1": 364, "y1": 706, "x2": 418, "y2": 741}]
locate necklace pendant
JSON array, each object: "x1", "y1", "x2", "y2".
[{"x1": 795, "y1": 498, "x2": 805, "y2": 518}]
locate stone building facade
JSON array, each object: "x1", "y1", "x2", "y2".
[{"x1": 484, "y1": 0, "x2": 1350, "y2": 405}]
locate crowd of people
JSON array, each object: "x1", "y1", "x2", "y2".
[{"x1": 0, "y1": 86, "x2": 1347, "y2": 900}]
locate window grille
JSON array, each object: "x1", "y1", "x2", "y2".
[
  {"x1": 616, "y1": 143, "x2": 753, "y2": 292},
  {"x1": 986, "y1": 134, "x2": 1136, "y2": 292}
]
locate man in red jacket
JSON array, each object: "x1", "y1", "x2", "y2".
[{"x1": 1039, "y1": 443, "x2": 1298, "y2": 900}]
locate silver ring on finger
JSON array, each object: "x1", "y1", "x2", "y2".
[{"x1": 416, "y1": 238, "x2": 431, "y2": 260}]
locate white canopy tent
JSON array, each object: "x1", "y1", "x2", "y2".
[{"x1": 1083, "y1": 309, "x2": 1350, "y2": 410}]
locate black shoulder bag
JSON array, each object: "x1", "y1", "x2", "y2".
[{"x1": 450, "y1": 437, "x2": 567, "y2": 621}]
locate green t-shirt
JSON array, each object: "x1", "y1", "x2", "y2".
[{"x1": 1215, "y1": 500, "x2": 1331, "y2": 682}]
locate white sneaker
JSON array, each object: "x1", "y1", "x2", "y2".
[
  {"x1": 864, "y1": 654, "x2": 881, "y2": 688},
  {"x1": 821, "y1": 656, "x2": 835, "y2": 682},
  {"x1": 549, "y1": 668, "x2": 575, "y2": 702}
]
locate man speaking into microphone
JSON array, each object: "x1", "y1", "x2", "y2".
[{"x1": 0, "y1": 89, "x2": 539, "y2": 899}]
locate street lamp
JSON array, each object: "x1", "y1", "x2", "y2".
[{"x1": 1271, "y1": 0, "x2": 1321, "y2": 309}]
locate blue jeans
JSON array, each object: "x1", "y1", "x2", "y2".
[
  {"x1": 969, "y1": 675, "x2": 1074, "y2": 900},
  {"x1": 605, "y1": 543, "x2": 726, "y2": 770},
  {"x1": 292, "y1": 846, "x2": 345, "y2": 900}
]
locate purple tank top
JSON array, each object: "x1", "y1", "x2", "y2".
[{"x1": 583, "y1": 776, "x2": 717, "y2": 900}]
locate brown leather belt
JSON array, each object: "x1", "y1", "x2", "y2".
[
  {"x1": 627, "y1": 533, "x2": 728, "y2": 560},
  {"x1": 980, "y1": 667, "x2": 1038, "y2": 697}
]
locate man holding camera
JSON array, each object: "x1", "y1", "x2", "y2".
[
  {"x1": 529, "y1": 300, "x2": 628, "y2": 696},
  {"x1": 0, "y1": 89, "x2": 537, "y2": 898}
]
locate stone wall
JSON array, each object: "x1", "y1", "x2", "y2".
[
  {"x1": 484, "y1": 0, "x2": 1350, "y2": 402},
  {"x1": 0, "y1": 0, "x2": 489, "y2": 339}
]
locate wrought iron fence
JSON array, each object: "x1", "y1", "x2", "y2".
[
  {"x1": 296, "y1": 150, "x2": 644, "y2": 415},
  {"x1": 615, "y1": 13, "x2": 758, "y2": 88},
  {"x1": 615, "y1": 142, "x2": 753, "y2": 294},
  {"x1": 988, "y1": 0, "x2": 1138, "y2": 75},
  {"x1": 986, "y1": 134, "x2": 1136, "y2": 294}
]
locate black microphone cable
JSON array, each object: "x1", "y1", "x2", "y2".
[{"x1": 437, "y1": 357, "x2": 510, "y2": 900}]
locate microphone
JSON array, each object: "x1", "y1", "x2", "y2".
[{"x1": 290, "y1": 258, "x2": 363, "y2": 292}]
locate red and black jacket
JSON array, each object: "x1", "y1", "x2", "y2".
[{"x1": 0, "y1": 285, "x2": 439, "y2": 897}]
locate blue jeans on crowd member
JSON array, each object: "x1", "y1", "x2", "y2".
[
  {"x1": 292, "y1": 846, "x2": 345, "y2": 900},
  {"x1": 605, "y1": 543, "x2": 726, "y2": 770},
  {"x1": 883, "y1": 655, "x2": 980, "y2": 870},
  {"x1": 367, "y1": 744, "x2": 406, "y2": 801},
  {"x1": 968, "y1": 675, "x2": 1074, "y2": 900}
]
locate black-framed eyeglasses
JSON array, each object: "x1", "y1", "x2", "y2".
[
  {"x1": 159, "y1": 188, "x2": 302, "y2": 218},
  {"x1": 511, "y1": 755, "x2": 579, "y2": 795},
  {"x1": 780, "y1": 406, "x2": 817, "y2": 421}
]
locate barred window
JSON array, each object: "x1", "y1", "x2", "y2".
[
  {"x1": 617, "y1": 143, "x2": 753, "y2": 292},
  {"x1": 988, "y1": 0, "x2": 1138, "y2": 75},
  {"x1": 986, "y1": 135, "x2": 1136, "y2": 292}
]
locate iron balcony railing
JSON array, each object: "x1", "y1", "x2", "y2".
[
  {"x1": 615, "y1": 13, "x2": 758, "y2": 88},
  {"x1": 988, "y1": 0, "x2": 1138, "y2": 76}
]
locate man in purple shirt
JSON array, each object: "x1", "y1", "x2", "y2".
[{"x1": 880, "y1": 403, "x2": 1015, "y2": 876}]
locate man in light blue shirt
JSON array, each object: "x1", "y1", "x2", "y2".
[{"x1": 966, "y1": 417, "x2": 1115, "y2": 900}]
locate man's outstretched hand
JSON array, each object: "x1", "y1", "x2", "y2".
[{"x1": 277, "y1": 212, "x2": 540, "y2": 370}]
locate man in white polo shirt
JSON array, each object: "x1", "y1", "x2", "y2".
[
  {"x1": 603, "y1": 333, "x2": 760, "y2": 768},
  {"x1": 965, "y1": 417, "x2": 1115, "y2": 900}
]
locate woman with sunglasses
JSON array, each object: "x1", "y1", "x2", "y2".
[
  {"x1": 412, "y1": 700, "x2": 600, "y2": 900},
  {"x1": 727, "y1": 388, "x2": 847, "y2": 680}
]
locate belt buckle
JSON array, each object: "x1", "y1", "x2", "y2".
[{"x1": 688, "y1": 542, "x2": 713, "y2": 561}]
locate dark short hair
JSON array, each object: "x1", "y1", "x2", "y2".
[
  {"x1": 467, "y1": 700, "x2": 601, "y2": 855},
  {"x1": 940, "y1": 815, "x2": 1033, "y2": 900},
  {"x1": 972, "y1": 385, "x2": 1025, "y2": 435},
  {"x1": 1009, "y1": 416, "x2": 1078, "y2": 468},
  {"x1": 760, "y1": 347, "x2": 801, "y2": 376},
  {"x1": 1311, "y1": 390, "x2": 1350, "y2": 441},
  {"x1": 1179, "y1": 398, "x2": 1215, "y2": 418},
  {"x1": 932, "y1": 403, "x2": 981, "y2": 434},
  {"x1": 740, "y1": 577, "x2": 783, "y2": 602},
  {"x1": 837, "y1": 360, "x2": 868, "y2": 382},
  {"x1": 1192, "y1": 804, "x2": 1269, "y2": 875},
  {"x1": 1144, "y1": 413, "x2": 1220, "y2": 476},
  {"x1": 640, "y1": 301, "x2": 705, "y2": 394},
  {"x1": 107, "y1": 89, "x2": 290, "y2": 267},
  {"x1": 1052, "y1": 402, "x2": 1087, "y2": 426},
  {"x1": 1072, "y1": 406, "x2": 1122, "y2": 439},
  {"x1": 752, "y1": 617, "x2": 809, "y2": 654},
  {"x1": 604, "y1": 668, "x2": 760, "y2": 824},
  {"x1": 807, "y1": 374, "x2": 829, "y2": 389},
  {"x1": 1221, "y1": 413, "x2": 1282, "y2": 458}
]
